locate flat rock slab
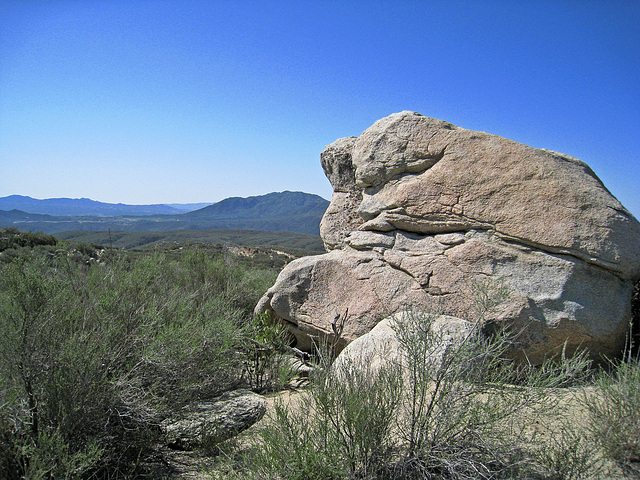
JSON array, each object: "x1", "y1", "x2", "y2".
[{"x1": 161, "y1": 389, "x2": 266, "y2": 450}]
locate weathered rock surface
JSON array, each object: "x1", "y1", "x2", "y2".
[
  {"x1": 257, "y1": 111, "x2": 640, "y2": 363},
  {"x1": 319, "y1": 136, "x2": 364, "y2": 251},
  {"x1": 161, "y1": 390, "x2": 266, "y2": 450}
]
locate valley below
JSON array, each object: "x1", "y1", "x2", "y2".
[{"x1": 0, "y1": 191, "x2": 329, "y2": 237}]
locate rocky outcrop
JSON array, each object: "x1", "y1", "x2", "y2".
[
  {"x1": 257, "y1": 111, "x2": 640, "y2": 363},
  {"x1": 161, "y1": 390, "x2": 266, "y2": 450},
  {"x1": 319, "y1": 136, "x2": 364, "y2": 251}
]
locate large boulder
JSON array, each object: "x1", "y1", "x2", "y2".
[{"x1": 257, "y1": 111, "x2": 640, "y2": 363}]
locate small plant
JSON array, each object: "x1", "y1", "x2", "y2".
[
  {"x1": 533, "y1": 418, "x2": 605, "y2": 480},
  {"x1": 390, "y1": 311, "x2": 532, "y2": 479},
  {"x1": 585, "y1": 354, "x2": 640, "y2": 476},
  {"x1": 246, "y1": 313, "x2": 297, "y2": 392},
  {"x1": 247, "y1": 336, "x2": 403, "y2": 479}
]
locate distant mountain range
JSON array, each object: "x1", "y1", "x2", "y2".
[
  {"x1": 0, "y1": 195, "x2": 210, "y2": 216},
  {"x1": 0, "y1": 191, "x2": 330, "y2": 236}
]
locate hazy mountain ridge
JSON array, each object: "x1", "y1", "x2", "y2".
[
  {"x1": 0, "y1": 195, "x2": 209, "y2": 216},
  {"x1": 0, "y1": 191, "x2": 330, "y2": 236},
  {"x1": 185, "y1": 191, "x2": 328, "y2": 219}
]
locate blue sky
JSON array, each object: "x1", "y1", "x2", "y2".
[{"x1": 1, "y1": 0, "x2": 639, "y2": 218}]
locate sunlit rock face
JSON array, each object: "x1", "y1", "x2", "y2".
[{"x1": 256, "y1": 111, "x2": 640, "y2": 363}]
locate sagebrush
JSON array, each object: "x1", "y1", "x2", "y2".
[{"x1": 0, "y1": 237, "x2": 276, "y2": 479}]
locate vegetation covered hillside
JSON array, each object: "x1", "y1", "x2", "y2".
[
  {"x1": 0, "y1": 228, "x2": 292, "y2": 479},
  {"x1": 182, "y1": 191, "x2": 329, "y2": 233}
]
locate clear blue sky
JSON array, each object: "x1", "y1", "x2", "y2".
[{"x1": 1, "y1": 0, "x2": 639, "y2": 218}]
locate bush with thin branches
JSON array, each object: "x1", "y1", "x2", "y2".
[
  {"x1": 585, "y1": 354, "x2": 640, "y2": 477},
  {"x1": 0, "y1": 240, "x2": 277, "y2": 478},
  {"x1": 243, "y1": 304, "x2": 593, "y2": 480}
]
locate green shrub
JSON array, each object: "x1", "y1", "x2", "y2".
[
  {"x1": 247, "y1": 342, "x2": 402, "y2": 479},
  {"x1": 0, "y1": 241, "x2": 277, "y2": 478},
  {"x1": 246, "y1": 313, "x2": 297, "y2": 393},
  {"x1": 244, "y1": 307, "x2": 594, "y2": 480},
  {"x1": 0, "y1": 228, "x2": 57, "y2": 253},
  {"x1": 0, "y1": 253, "x2": 160, "y2": 478},
  {"x1": 389, "y1": 311, "x2": 590, "y2": 479},
  {"x1": 585, "y1": 355, "x2": 640, "y2": 476}
]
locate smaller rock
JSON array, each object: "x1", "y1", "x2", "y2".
[
  {"x1": 161, "y1": 390, "x2": 266, "y2": 450},
  {"x1": 333, "y1": 313, "x2": 401, "y2": 377},
  {"x1": 333, "y1": 311, "x2": 474, "y2": 378},
  {"x1": 284, "y1": 355, "x2": 315, "y2": 378}
]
